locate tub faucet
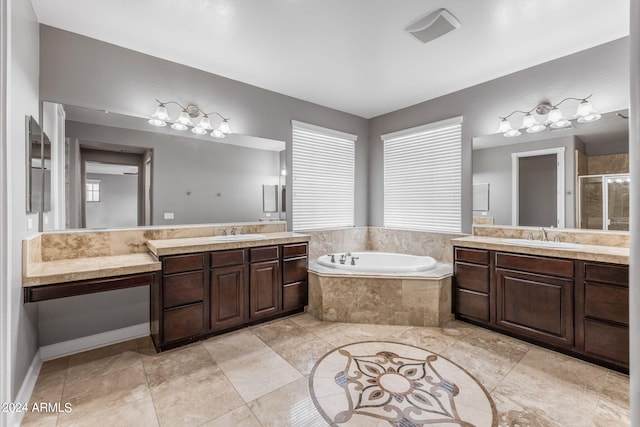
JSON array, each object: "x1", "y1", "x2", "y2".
[
  {"x1": 540, "y1": 227, "x2": 548, "y2": 242},
  {"x1": 339, "y1": 254, "x2": 347, "y2": 264},
  {"x1": 350, "y1": 257, "x2": 359, "y2": 266},
  {"x1": 329, "y1": 254, "x2": 336, "y2": 263}
]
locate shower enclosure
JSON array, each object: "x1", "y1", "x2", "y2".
[{"x1": 578, "y1": 173, "x2": 630, "y2": 231}]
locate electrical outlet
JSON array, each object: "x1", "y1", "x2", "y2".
[
  {"x1": 164, "y1": 212, "x2": 174, "y2": 220},
  {"x1": 27, "y1": 217, "x2": 33, "y2": 230}
]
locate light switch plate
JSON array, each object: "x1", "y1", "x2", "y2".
[{"x1": 164, "y1": 212, "x2": 174, "y2": 220}]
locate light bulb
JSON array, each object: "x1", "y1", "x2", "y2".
[
  {"x1": 151, "y1": 104, "x2": 170, "y2": 121},
  {"x1": 577, "y1": 113, "x2": 601, "y2": 123},
  {"x1": 504, "y1": 129, "x2": 521, "y2": 137},
  {"x1": 171, "y1": 122, "x2": 188, "y2": 131},
  {"x1": 576, "y1": 100, "x2": 595, "y2": 117},
  {"x1": 191, "y1": 126, "x2": 207, "y2": 135},
  {"x1": 527, "y1": 123, "x2": 546, "y2": 133},
  {"x1": 547, "y1": 107, "x2": 564, "y2": 123},
  {"x1": 199, "y1": 115, "x2": 213, "y2": 130},
  {"x1": 550, "y1": 119, "x2": 571, "y2": 129},
  {"x1": 281, "y1": 168, "x2": 287, "y2": 176},
  {"x1": 148, "y1": 118, "x2": 167, "y2": 127},
  {"x1": 497, "y1": 118, "x2": 512, "y2": 133},
  {"x1": 218, "y1": 119, "x2": 231, "y2": 134},
  {"x1": 211, "y1": 129, "x2": 225, "y2": 138},
  {"x1": 176, "y1": 110, "x2": 193, "y2": 126},
  {"x1": 522, "y1": 113, "x2": 536, "y2": 129}
]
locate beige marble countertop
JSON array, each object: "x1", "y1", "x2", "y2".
[
  {"x1": 452, "y1": 236, "x2": 629, "y2": 265},
  {"x1": 146, "y1": 232, "x2": 310, "y2": 256},
  {"x1": 23, "y1": 252, "x2": 161, "y2": 287}
]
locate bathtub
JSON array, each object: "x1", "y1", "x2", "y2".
[
  {"x1": 316, "y1": 251, "x2": 437, "y2": 274},
  {"x1": 308, "y1": 251, "x2": 453, "y2": 327}
]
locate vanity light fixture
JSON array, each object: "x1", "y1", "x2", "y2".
[
  {"x1": 149, "y1": 100, "x2": 231, "y2": 138},
  {"x1": 497, "y1": 95, "x2": 601, "y2": 137}
]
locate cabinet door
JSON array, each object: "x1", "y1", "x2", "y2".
[
  {"x1": 250, "y1": 260, "x2": 280, "y2": 319},
  {"x1": 210, "y1": 265, "x2": 247, "y2": 331},
  {"x1": 496, "y1": 268, "x2": 574, "y2": 348}
]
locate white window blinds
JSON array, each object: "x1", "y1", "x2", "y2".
[
  {"x1": 292, "y1": 121, "x2": 356, "y2": 230},
  {"x1": 382, "y1": 116, "x2": 462, "y2": 232}
]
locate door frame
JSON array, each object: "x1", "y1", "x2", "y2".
[{"x1": 511, "y1": 147, "x2": 565, "y2": 228}]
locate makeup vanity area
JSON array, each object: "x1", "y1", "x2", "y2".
[{"x1": 22, "y1": 222, "x2": 310, "y2": 352}]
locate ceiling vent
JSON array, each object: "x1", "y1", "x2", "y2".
[{"x1": 405, "y1": 8, "x2": 461, "y2": 44}]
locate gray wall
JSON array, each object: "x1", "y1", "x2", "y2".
[
  {"x1": 472, "y1": 136, "x2": 577, "y2": 227},
  {"x1": 368, "y1": 38, "x2": 629, "y2": 233},
  {"x1": 67, "y1": 120, "x2": 282, "y2": 227},
  {"x1": 85, "y1": 173, "x2": 138, "y2": 229},
  {"x1": 40, "y1": 25, "x2": 370, "y2": 229},
  {"x1": 38, "y1": 25, "x2": 369, "y2": 346},
  {"x1": 7, "y1": 0, "x2": 40, "y2": 402}
]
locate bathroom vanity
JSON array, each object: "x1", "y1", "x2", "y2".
[
  {"x1": 22, "y1": 223, "x2": 309, "y2": 353},
  {"x1": 146, "y1": 233, "x2": 309, "y2": 351},
  {"x1": 452, "y1": 232, "x2": 629, "y2": 373}
]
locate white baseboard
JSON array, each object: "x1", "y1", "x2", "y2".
[
  {"x1": 39, "y1": 322, "x2": 149, "y2": 361},
  {"x1": 9, "y1": 350, "x2": 42, "y2": 427}
]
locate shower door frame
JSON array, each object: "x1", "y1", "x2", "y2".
[{"x1": 578, "y1": 173, "x2": 630, "y2": 231}]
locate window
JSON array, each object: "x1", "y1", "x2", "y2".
[
  {"x1": 291, "y1": 121, "x2": 356, "y2": 230},
  {"x1": 86, "y1": 179, "x2": 101, "y2": 202},
  {"x1": 382, "y1": 116, "x2": 462, "y2": 232}
]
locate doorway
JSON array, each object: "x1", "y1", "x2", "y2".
[
  {"x1": 80, "y1": 148, "x2": 149, "y2": 228},
  {"x1": 512, "y1": 147, "x2": 565, "y2": 228}
]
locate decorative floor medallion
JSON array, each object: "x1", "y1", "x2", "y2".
[{"x1": 310, "y1": 341, "x2": 497, "y2": 426}]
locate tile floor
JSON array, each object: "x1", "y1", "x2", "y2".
[{"x1": 22, "y1": 313, "x2": 629, "y2": 427}]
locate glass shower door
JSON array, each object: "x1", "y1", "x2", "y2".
[{"x1": 606, "y1": 175, "x2": 630, "y2": 231}]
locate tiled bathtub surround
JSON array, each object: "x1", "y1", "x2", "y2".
[
  {"x1": 305, "y1": 227, "x2": 466, "y2": 263},
  {"x1": 308, "y1": 265, "x2": 453, "y2": 327}
]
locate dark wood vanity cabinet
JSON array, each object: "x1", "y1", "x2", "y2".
[
  {"x1": 453, "y1": 247, "x2": 629, "y2": 372},
  {"x1": 156, "y1": 253, "x2": 206, "y2": 345},
  {"x1": 453, "y1": 247, "x2": 491, "y2": 323},
  {"x1": 210, "y1": 249, "x2": 247, "y2": 331},
  {"x1": 575, "y1": 262, "x2": 629, "y2": 367},
  {"x1": 494, "y1": 253, "x2": 574, "y2": 349},
  {"x1": 249, "y1": 246, "x2": 281, "y2": 319},
  {"x1": 152, "y1": 242, "x2": 308, "y2": 351}
]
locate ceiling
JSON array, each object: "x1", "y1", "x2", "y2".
[{"x1": 31, "y1": 0, "x2": 630, "y2": 118}]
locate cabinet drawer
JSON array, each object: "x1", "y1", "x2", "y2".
[
  {"x1": 584, "y1": 319, "x2": 629, "y2": 366},
  {"x1": 210, "y1": 249, "x2": 245, "y2": 268},
  {"x1": 455, "y1": 289, "x2": 489, "y2": 322},
  {"x1": 454, "y1": 247, "x2": 489, "y2": 265},
  {"x1": 163, "y1": 271, "x2": 204, "y2": 309},
  {"x1": 163, "y1": 253, "x2": 204, "y2": 274},
  {"x1": 250, "y1": 246, "x2": 279, "y2": 262},
  {"x1": 283, "y1": 243, "x2": 308, "y2": 258},
  {"x1": 282, "y1": 281, "x2": 307, "y2": 311},
  {"x1": 584, "y1": 263, "x2": 628, "y2": 286},
  {"x1": 585, "y1": 283, "x2": 628, "y2": 325},
  {"x1": 283, "y1": 257, "x2": 308, "y2": 284},
  {"x1": 163, "y1": 303, "x2": 204, "y2": 342},
  {"x1": 454, "y1": 262, "x2": 489, "y2": 293},
  {"x1": 495, "y1": 252, "x2": 573, "y2": 278}
]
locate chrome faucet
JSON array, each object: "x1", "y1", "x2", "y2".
[
  {"x1": 230, "y1": 227, "x2": 238, "y2": 235},
  {"x1": 339, "y1": 254, "x2": 347, "y2": 264},
  {"x1": 329, "y1": 254, "x2": 336, "y2": 263},
  {"x1": 350, "y1": 256, "x2": 359, "y2": 266},
  {"x1": 540, "y1": 227, "x2": 548, "y2": 242}
]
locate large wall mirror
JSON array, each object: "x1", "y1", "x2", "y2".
[
  {"x1": 43, "y1": 103, "x2": 286, "y2": 230},
  {"x1": 472, "y1": 108, "x2": 629, "y2": 231}
]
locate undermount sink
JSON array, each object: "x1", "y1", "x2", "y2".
[
  {"x1": 501, "y1": 238, "x2": 582, "y2": 249},
  {"x1": 210, "y1": 234, "x2": 267, "y2": 241}
]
